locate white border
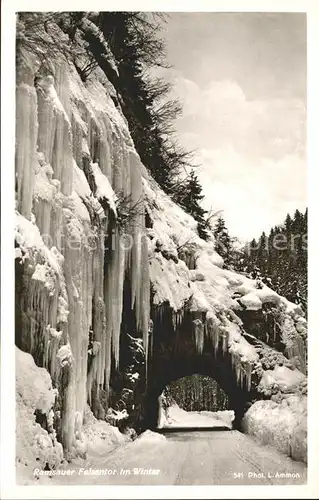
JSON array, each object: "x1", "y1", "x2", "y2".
[{"x1": 1, "y1": 1, "x2": 319, "y2": 498}]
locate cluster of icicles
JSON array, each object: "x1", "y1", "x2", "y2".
[
  {"x1": 163, "y1": 307, "x2": 253, "y2": 392},
  {"x1": 15, "y1": 52, "x2": 150, "y2": 451}
]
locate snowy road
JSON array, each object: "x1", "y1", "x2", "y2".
[{"x1": 45, "y1": 429, "x2": 306, "y2": 485}]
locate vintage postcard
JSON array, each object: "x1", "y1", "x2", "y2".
[{"x1": 1, "y1": 0, "x2": 318, "y2": 499}]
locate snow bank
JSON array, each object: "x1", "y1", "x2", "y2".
[
  {"x1": 138, "y1": 430, "x2": 166, "y2": 443},
  {"x1": 199, "y1": 410, "x2": 235, "y2": 428},
  {"x1": 82, "y1": 406, "x2": 129, "y2": 454},
  {"x1": 16, "y1": 348, "x2": 63, "y2": 481},
  {"x1": 160, "y1": 404, "x2": 233, "y2": 429},
  {"x1": 242, "y1": 396, "x2": 307, "y2": 463}
]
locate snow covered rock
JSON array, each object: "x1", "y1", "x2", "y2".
[
  {"x1": 82, "y1": 406, "x2": 130, "y2": 453},
  {"x1": 242, "y1": 395, "x2": 307, "y2": 463},
  {"x1": 258, "y1": 365, "x2": 305, "y2": 396},
  {"x1": 16, "y1": 347, "x2": 63, "y2": 481}
]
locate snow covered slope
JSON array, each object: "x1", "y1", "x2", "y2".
[{"x1": 144, "y1": 171, "x2": 307, "y2": 384}]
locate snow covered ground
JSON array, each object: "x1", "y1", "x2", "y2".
[
  {"x1": 34, "y1": 429, "x2": 306, "y2": 486},
  {"x1": 15, "y1": 348, "x2": 131, "y2": 485},
  {"x1": 159, "y1": 404, "x2": 234, "y2": 429}
]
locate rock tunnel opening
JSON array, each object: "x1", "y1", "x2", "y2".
[
  {"x1": 143, "y1": 352, "x2": 257, "y2": 432},
  {"x1": 163, "y1": 374, "x2": 229, "y2": 412},
  {"x1": 158, "y1": 373, "x2": 235, "y2": 429}
]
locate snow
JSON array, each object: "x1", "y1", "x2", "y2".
[
  {"x1": 159, "y1": 404, "x2": 234, "y2": 429},
  {"x1": 57, "y1": 295, "x2": 69, "y2": 323},
  {"x1": 34, "y1": 153, "x2": 61, "y2": 203},
  {"x1": 200, "y1": 410, "x2": 235, "y2": 428},
  {"x1": 108, "y1": 409, "x2": 129, "y2": 422},
  {"x1": 72, "y1": 192, "x2": 91, "y2": 222},
  {"x1": 146, "y1": 176, "x2": 254, "y2": 384},
  {"x1": 230, "y1": 338, "x2": 258, "y2": 364},
  {"x1": 72, "y1": 162, "x2": 105, "y2": 221},
  {"x1": 15, "y1": 211, "x2": 64, "y2": 277},
  {"x1": 56, "y1": 343, "x2": 73, "y2": 367},
  {"x1": 258, "y1": 365, "x2": 305, "y2": 395},
  {"x1": 82, "y1": 406, "x2": 128, "y2": 454},
  {"x1": 46, "y1": 326, "x2": 63, "y2": 340},
  {"x1": 138, "y1": 430, "x2": 166, "y2": 443},
  {"x1": 16, "y1": 348, "x2": 63, "y2": 481},
  {"x1": 31, "y1": 262, "x2": 57, "y2": 294},
  {"x1": 238, "y1": 292, "x2": 263, "y2": 310},
  {"x1": 91, "y1": 162, "x2": 117, "y2": 214},
  {"x1": 242, "y1": 395, "x2": 307, "y2": 463},
  {"x1": 149, "y1": 253, "x2": 191, "y2": 311},
  {"x1": 16, "y1": 347, "x2": 58, "y2": 413},
  {"x1": 80, "y1": 17, "x2": 119, "y2": 77}
]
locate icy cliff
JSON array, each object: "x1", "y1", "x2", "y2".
[{"x1": 16, "y1": 22, "x2": 149, "y2": 458}]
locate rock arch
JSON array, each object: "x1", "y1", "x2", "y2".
[
  {"x1": 144, "y1": 353, "x2": 255, "y2": 431},
  {"x1": 143, "y1": 304, "x2": 261, "y2": 431}
]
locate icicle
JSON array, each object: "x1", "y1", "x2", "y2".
[
  {"x1": 205, "y1": 312, "x2": 221, "y2": 354},
  {"x1": 235, "y1": 359, "x2": 241, "y2": 384},
  {"x1": 16, "y1": 62, "x2": 38, "y2": 219},
  {"x1": 193, "y1": 319, "x2": 204, "y2": 354},
  {"x1": 140, "y1": 234, "x2": 150, "y2": 364},
  {"x1": 16, "y1": 39, "x2": 155, "y2": 450},
  {"x1": 111, "y1": 228, "x2": 125, "y2": 368},
  {"x1": 172, "y1": 311, "x2": 177, "y2": 331},
  {"x1": 239, "y1": 365, "x2": 244, "y2": 388},
  {"x1": 36, "y1": 71, "x2": 73, "y2": 196},
  {"x1": 130, "y1": 152, "x2": 143, "y2": 309},
  {"x1": 246, "y1": 363, "x2": 252, "y2": 392},
  {"x1": 221, "y1": 327, "x2": 228, "y2": 353}
]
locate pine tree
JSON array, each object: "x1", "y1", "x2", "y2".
[
  {"x1": 213, "y1": 217, "x2": 234, "y2": 267},
  {"x1": 285, "y1": 213, "x2": 292, "y2": 232},
  {"x1": 174, "y1": 170, "x2": 208, "y2": 240}
]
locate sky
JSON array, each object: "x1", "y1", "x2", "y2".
[{"x1": 158, "y1": 13, "x2": 307, "y2": 241}]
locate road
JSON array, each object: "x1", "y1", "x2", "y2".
[{"x1": 46, "y1": 429, "x2": 306, "y2": 485}]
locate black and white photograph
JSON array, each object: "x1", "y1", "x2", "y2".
[{"x1": 1, "y1": 2, "x2": 318, "y2": 499}]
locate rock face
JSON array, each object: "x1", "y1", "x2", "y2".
[
  {"x1": 15, "y1": 14, "x2": 307, "y2": 466},
  {"x1": 15, "y1": 18, "x2": 149, "y2": 455}
]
